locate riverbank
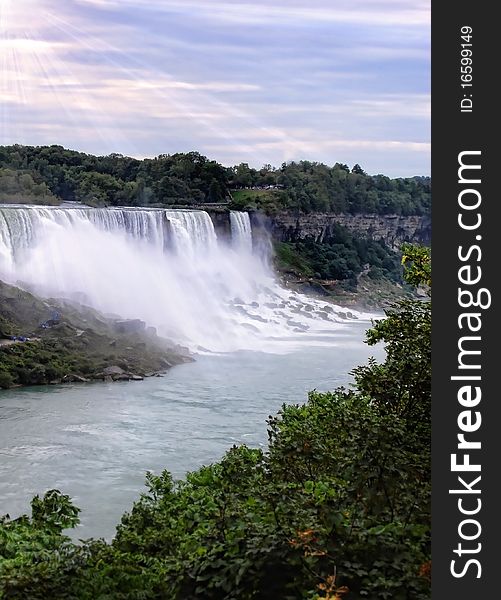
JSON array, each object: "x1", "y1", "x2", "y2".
[{"x1": 280, "y1": 272, "x2": 418, "y2": 313}]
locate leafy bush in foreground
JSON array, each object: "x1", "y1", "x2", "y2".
[{"x1": 0, "y1": 246, "x2": 431, "y2": 599}]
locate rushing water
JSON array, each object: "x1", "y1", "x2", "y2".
[
  {"x1": 0, "y1": 323, "x2": 384, "y2": 540},
  {"x1": 230, "y1": 211, "x2": 253, "y2": 252}
]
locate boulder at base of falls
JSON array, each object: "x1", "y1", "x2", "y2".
[
  {"x1": 113, "y1": 319, "x2": 146, "y2": 334},
  {"x1": 102, "y1": 366, "x2": 126, "y2": 377},
  {"x1": 114, "y1": 374, "x2": 132, "y2": 382}
]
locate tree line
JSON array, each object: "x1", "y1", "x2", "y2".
[{"x1": 0, "y1": 145, "x2": 430, "y2": 215}]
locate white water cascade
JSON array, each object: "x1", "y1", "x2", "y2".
[
  {"x1": 0, "y1": 205, "x2": 368, "y2": 352},
  {"x1": 230, "y1": 211, "x2": 253, "y2": 253}
]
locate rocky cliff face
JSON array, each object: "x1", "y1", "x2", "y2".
[
  {"x1": 208, "y1": 209, "x2": 232, "y2": 242},
  {"x1": 256, "y1": 212, "x2": 431, "y2": 249}
]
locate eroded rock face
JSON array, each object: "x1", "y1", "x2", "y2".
[
  {"x1": 207, "y1": 209, "x2": 431, "y2": 250},
  {"x1": 260, "y1": 213, "x2": 431, "y2": 249},
  {"x1": 208, "y1": 210, "x2": 232, "y2": 242}
]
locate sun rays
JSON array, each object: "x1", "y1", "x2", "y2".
[
  {"x1": 1, "y1": 0, "x2": 289, "y2": 162},
  {"x1": 0, "y1": 1, "x2": 430, "y2": 175}
]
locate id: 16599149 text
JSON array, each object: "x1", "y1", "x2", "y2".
[{"x1": 460, "y1": 25, "x2": 473, "y2": 113}]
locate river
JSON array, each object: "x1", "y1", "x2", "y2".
[{"x1": 0, "y1": 321, "x2": 384, "y2": 540}]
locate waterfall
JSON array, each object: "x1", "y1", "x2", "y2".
[
  {"x1": 0, "y1": 207, "x2": 170, "y2": 259},
  {"x1": 230, "y1": 211, "x2": 253, "y2": 252},
  {"x1": 167, "y1": 210, "x2": 218, "y2": 258},
  {"x1": 0, "y1": 205, "x2": 366, "y2": 352}
]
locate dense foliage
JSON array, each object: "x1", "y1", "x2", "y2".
[
  {"x1": 0, "y1": 146, "x2": 228, "y2": 206},
  {"x1": 0, "y1": 145, "x2": 430, "y2": 216},
  {"x1": 274, "y1": 223, "x2": 402, "y2": 284},
  {"x1": 229, "y1": 162, "x2": 431, "y2": 216},
  {"x1": 0, "y1": 246, "x2": 431, "y2": 598},
  {"x1": 0, "y1": 168, "x2": 57, "y2": 204}
]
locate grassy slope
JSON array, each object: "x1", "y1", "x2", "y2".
[{"x1": 230, "y1": 189, "x2": 288, "y2": 213}]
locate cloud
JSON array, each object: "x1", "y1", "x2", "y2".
[
  {"x1": 75, "y1": 0, "x2": 430, "y2": 27},
  {"x1": 0, "y1": 0, "x2": 430, "y2": 176}
]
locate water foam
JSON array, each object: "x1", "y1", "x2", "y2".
[{"x1": 0, "y1": 205, "x2": 370, "y2": 352}]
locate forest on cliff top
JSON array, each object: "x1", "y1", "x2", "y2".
[{"x1": 0, "y1": 145, "x2": 430, "y2": 216}]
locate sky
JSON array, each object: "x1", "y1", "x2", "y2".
[{"x1": 0, "y1": 0, "x2": 430, "y2": 176}]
